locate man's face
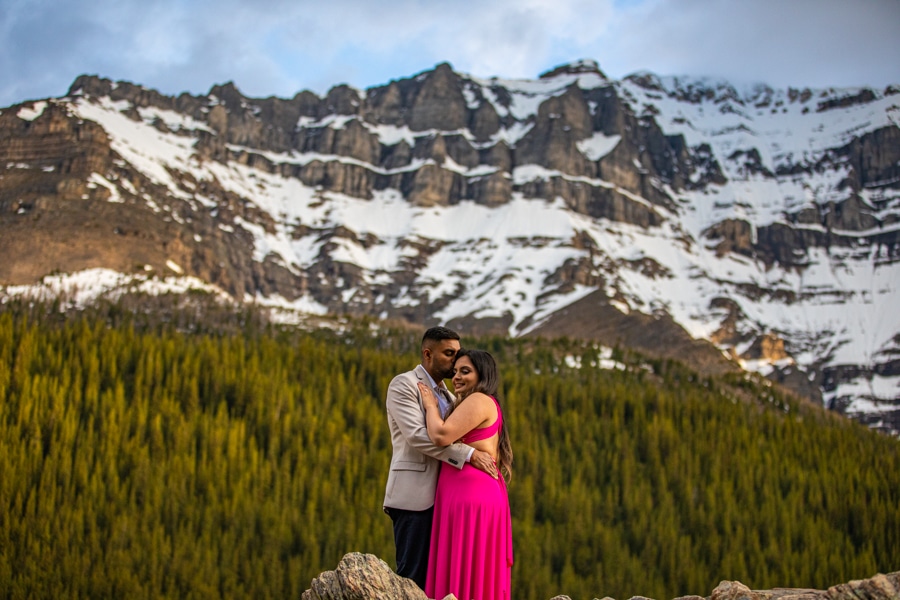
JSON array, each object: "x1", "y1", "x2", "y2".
[{"x1": 424, "y1": 339, "x2": 460, "y2": 381}]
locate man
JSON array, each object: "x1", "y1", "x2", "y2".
[{"x1": 383, "y1": 326, "x2": 497, "y2": 589}]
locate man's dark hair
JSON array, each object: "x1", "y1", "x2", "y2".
[{"x1": 422, "y1": 326, "x2": 460, "y2": 349}]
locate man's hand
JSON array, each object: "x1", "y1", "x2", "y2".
[{"x1": 470, "y1": 449, "x2": 498, "y2": 479}]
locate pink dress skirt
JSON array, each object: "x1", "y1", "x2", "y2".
[{"x1": 425, "y1": 398, "x2": 513, "y2": 600}]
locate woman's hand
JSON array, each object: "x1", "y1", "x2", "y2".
[{"x1": 417, "y1": 381, "x2": 439, "y2": 411}]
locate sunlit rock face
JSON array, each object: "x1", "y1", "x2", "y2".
[{"x1": 1, "y1": 61, "x2": 898, "y2": 434}]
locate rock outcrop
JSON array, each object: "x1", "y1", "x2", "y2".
[
  {"x1": 302, "y1": 553, "x2": 426, "y2": 600},
  {"x1": 304, "y1": 553, "x2": 900, "y2": 600}
]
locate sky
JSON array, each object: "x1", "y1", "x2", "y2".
[{"x1": 2, "y1": 0, "x2": 899, "y2": 107}]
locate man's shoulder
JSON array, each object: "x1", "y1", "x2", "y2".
[
  {"x1": 397, "y1": 365, "x2": 426, "y2": 380},
  {"x1": 389, "y1": 367, "x2": 423, "y2": 387}
]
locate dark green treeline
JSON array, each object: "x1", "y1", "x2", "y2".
[{"x1": 1, "y1": 303, "x2": 898, "y2": 600}]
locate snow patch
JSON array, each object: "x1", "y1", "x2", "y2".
[
  {"x1": 1, "y1": 269, "x2": 229, "y2": 308},
  {"x1": 17, "y1": 101, "x2": 48, "y2": 121},
  {"x1": 577, "y1": 133, "x2": 621, "y2": 161}
]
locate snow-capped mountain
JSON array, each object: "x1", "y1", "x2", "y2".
[{"x1": 1, "y1": 60, "x2": 898, "y2": 434}]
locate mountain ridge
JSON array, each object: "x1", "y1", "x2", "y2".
[{"x1": 1, "y1": 60, "x2": 898, "y2": 433}]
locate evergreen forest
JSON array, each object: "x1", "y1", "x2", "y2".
[{"x1": 1, "y1": 299, "x2": 898, "y2": 600}]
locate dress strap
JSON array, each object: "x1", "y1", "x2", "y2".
[{"x1": 460, "y1": 396, "x2": 502, "y2": 443}]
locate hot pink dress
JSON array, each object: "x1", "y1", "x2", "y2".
[{"x1": 425, "y1": 397, "x2": 513, "y2": 600}]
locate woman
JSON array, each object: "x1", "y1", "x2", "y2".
[{"x1": 417, "y1": 348, "x2": 513, "y2": 600}]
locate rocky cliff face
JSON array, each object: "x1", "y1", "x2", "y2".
[
  {"x1": 1, "y1": 60, "x2": 898, "y2": 434},
  {"x1": 303, "y1": 552, "x2": 900, "y2": 600}
]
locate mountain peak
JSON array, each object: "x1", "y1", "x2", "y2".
[
  {"x1": 539, "y1": 59, "x2": 607, "y2": 80},
  {"x1": 208, "y1": 81, "x2": 247, "y2": 106},
  {"x1": 67, "y1": 74, "x2": 115, "y2": 98}
]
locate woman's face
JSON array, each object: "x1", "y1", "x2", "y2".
[{"x1": 452, "y1": 355, "x2": 479, "y2": 398}]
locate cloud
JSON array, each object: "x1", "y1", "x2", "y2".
[
  {"x1": 1, "y1": 0, "x2": 898, "y2": 107},
  {"x1": 599, "y1": 0, "x2": 900, "y2": 88}
]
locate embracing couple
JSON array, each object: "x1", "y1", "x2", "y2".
[{"x1": 383, "y1": 326, "x2": 514, "y2": 600}]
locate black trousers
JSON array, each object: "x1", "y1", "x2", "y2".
[{"x1": 386, "y1": 506, "x2": 433, "y2": 589}]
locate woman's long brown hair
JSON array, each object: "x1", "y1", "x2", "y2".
[{"x1": 453, "y1": 348, "x2": 513, "y2": 480}]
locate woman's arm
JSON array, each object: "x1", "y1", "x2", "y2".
[
  {"x1": 386, "y1": 374, "x2": 472, "y2": 469},
  {"x1": 418, "y1": 382, "x2": 494, "y2": 446}
]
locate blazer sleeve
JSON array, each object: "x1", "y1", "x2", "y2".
[{"x1": 386, "y1": 374, "x2": 471, "y2": 469}]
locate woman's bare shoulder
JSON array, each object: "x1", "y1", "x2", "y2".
[{"x1": 461, "y1": 392, "x2": 496, "y2": 410}]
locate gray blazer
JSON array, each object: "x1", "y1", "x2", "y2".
[{"x1": 383, "y1": 365, "x2": 471, "y2": 511}]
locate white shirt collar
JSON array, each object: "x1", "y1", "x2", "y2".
[{"x1": 420, "y1": 365, "x2": 439, "y2": 389}]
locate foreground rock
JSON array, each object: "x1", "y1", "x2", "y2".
[
  {"x1": 302, "y1": 553, "x2": 427, "y2": 600},
  {"x1": 303, "y1": 553, "x2": 900, "y2": 600}
]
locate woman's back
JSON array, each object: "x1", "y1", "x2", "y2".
[{"x1": 459, "y1": 393, "x2": 502, "y2": 462}]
